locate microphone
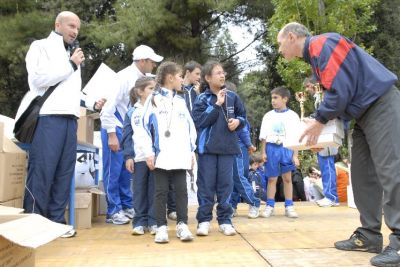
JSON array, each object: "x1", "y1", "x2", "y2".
[
  {"x1": 70, "y1": 40, "x2": 79, "y2": 54},
  {"x1": 70, "y1": 40, "x2": 85, "y2": 67}
]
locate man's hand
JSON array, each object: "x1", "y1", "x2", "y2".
[
  {"x1": 70, "y1": 47, "x2": 85, "y2": 66},
  {"x1": 108, "y1": 132, "x2": 120, "y2": 152},
  {"x1": 125, "y1": 159, "x2": 135, "y2": 173},
  {"x1": 146, "y1": 156, "x2": 155, "y2": 170},
  {"x1": 299, "y1": 118, "x2": 324, "y2": 146},
  {"x1": 94, "y1": 98, "x2": 107, "y2": 111},
  {"x1": 227, "y1": 118, "x2": 240, "y2": 131}
]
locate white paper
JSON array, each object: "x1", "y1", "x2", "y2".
[{"x1": 82, "y1": 63, "x2": 117, "y2": 103}]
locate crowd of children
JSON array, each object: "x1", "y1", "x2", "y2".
[{"x1": 102, "y1": 49, "x2": 350, "y2": 244}]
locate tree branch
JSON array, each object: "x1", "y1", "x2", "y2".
[{"x1": 220, "y1": 29, "x2": 268, "y2": 63}]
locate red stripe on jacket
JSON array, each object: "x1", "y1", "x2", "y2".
[
  {"x1": 309, "y1": 36, "x2": 327, "y2": 57},
  {"x1": 320, "y1": 37, "x2": 355, "y2": 89}
]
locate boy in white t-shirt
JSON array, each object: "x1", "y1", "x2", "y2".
[{"x1": 259, "y1": 86, "x2": 300, "y2": 218}]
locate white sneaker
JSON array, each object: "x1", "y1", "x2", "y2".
[
  {"x1": 149, "y1": 225, "x2": 157, "y2": 235},
  {"x1": 123, "y1": 208, "x2": 135, "y2": 219},
  {"x1": 219, "y1": 224, "x2": 236, "y2": 236},
  {"x1": 60, "y1": 229, "x2": 76, "y2": 238},
  {"x1": 261, "y1": 206, "x2": 274, "y2": 218},
  {"x1": 248, "y1": 205, "x2": 260, "y2": 219},
  {"x1": 132, "y1": 226, "x2": 145, "y2": 235},
  {"x1": 106, "y1": 210, "x2": 130, "y2": 225},
  {"x1": 167, "y1": 211, "x2": 177, "y2": 221},
  {"x1": 316, "y1": 197, "x2": 339, "y2": 207},
  {"x1": 154, "y1": 225, "x2": 169, "y2": 243},
  {"x1": 196, "y1": 221, "x2": 211, "y2": 236},
  {"x1": 285, "y1": 206, "x2": 299, "y2": 218},
  {"x1": 176, "y1": 222, "x2": 194, "y2": 241}
]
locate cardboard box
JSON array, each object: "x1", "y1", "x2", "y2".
[
  {"x1": 0, "y1": 122, "x2": 4, "y2": 150},
  {"x1": 0, "y1": 132, "x2": 27, "y2": 202},
  {"x1": 66, "y1": 188, "x2": 104, "y2": 229},
  {"x1": 0, "y1": 198, "x2": 23, "y2": 209},
  {"x1": 284, "y1": 119, "x2": 344, "y2": 151},
  {"x1": 0, "y1": 206, "x2": 72, "y2": 267},
  {"x1": 77, "y1": 108, "x2": 98, "y2": 144}
]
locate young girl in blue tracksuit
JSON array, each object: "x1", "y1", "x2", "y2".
[
  {"x1": 230, "y1": 120, "x2": 260, "y2": 219},
  {"x1": 139, "y1": 61, "x2": 197, "y2": 244},
  {"x1": 121, "y1": 77, "x2": 158, "y2": 235},
  {"x1": 192, "y1": 61, "x2": 246, "y2": 236}
]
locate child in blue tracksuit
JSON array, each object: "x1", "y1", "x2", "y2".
[
  {"x1": 259, "y1": 86, "x2": 300, "y2": 219},
  {"x1": 121, "y1": 77, "x2": 158, "y2": 235},
  {"x1": 139, "y1": 61, "x2": 197, "y2": 244},
  {"x1": 249, "y1": 153, "x2": 268, "y2": 203},
  {"x1": 230, "y1": 120, "x2": 260, "y2": 218},
  {"x1": 192, "y1": 60, "x2": 246, "y2": 236}
]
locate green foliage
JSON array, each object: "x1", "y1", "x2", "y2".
[
  {"x1": 360, "y1": 0, "x2": 400, "y2": 83},
  {"x1": 268, "y1": 0, "x2": 379, "y2": 96}
]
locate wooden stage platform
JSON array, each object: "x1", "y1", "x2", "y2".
[{"x1": 36, "y1": 202, "x2": 389, "y2": 267}]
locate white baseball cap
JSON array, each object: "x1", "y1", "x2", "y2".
[{"x1": 132, "y1": 45, "x2": 163, "y2": 62}]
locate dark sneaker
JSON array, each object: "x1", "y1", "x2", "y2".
[
  {"x1": 370, "y1": 246, "x2": 400, "y2": 267},
  {"x1": 334, "y1": 231, "x2": 383, "y2": 253}
]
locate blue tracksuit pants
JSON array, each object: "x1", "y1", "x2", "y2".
[
  {"x1": 132, "y1": 161, "x2": 156, "y2": 227},
  {"x1": 101, "y1": 127, "x2": 133, "y2": 217},
  {"x1": 230, "y1": 144, "x2": 260, "y2": 209},
  {"x1": 23, "y1": 116, "x2": 77, "y2": 224},
  {"x1": 317, "y1": 154, "x2": 338, "y2": 203},
  {"x1": 196, "y1": 154, "x2": 234, "y2": 225}
]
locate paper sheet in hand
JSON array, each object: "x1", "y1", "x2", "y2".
[{"x1": 82, "y1": 63, "x2": 117, "y2": 102}]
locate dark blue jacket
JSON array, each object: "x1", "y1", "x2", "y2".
[
  {"x1": 121, "y1": 107, "x2": 135, "y2": 160},
  {"x1": 237, "y1": 120, "x2": 252, "y2": 148},
  {"x1": 303, "y1": 33, "x2": 398, "y2": 123},
  {"x1": 192, "y1": 87, "x2": 246, "y2": 155},
  {"x1": 183, "y1": 84, "x2": 198, "y2": 117},
  {"x1": 249, "y1": 167, "x2": 267, "y2": 202}
]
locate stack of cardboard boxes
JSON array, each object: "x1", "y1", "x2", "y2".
[
  {"x1": 0, "y1": 122, "x2": 26, "y2": 209},
  {"x1": 0, "y1": 122, "x2": 72, "y2": 266}
]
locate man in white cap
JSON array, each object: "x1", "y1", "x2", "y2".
[{"x1": 100, "y1": 45, "x2": 163, "y2": 225}]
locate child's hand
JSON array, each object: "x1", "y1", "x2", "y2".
[
  {"x1": 248, "y1": 145, "x2": 256, "y2": 154},
  {"x1": 262, "y1": 152, "x2": 267, "y2": 162},
  {"x1": 227, "y1": 118, "x2": 239, "y2": 131},
  {"x1": 146, "y1": 156, "x2": 155, "y2": 170},
  {"x1": 293, "y1": 155, "x2": 300, "y2": 167},
  {"x1": 193, "y1": 81, "x2": 200, "y2": 94},
  {"x1": 215, "y1": 89, "x2": 226, "y2": 106},
  {"x1": 125, "y1": 159, "x2": 135, "y2": 173}
]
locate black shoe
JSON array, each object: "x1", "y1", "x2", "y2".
[
  {"x1": 334, "y1": 231, "x2": 383, "y2": 253},
  {"x1": 370, "y1": 246, "x2": 400, "y2": 267}
]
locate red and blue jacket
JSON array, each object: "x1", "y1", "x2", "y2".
[{"x1": 303, "y1": 33, "x2": 398, "y2": 123}]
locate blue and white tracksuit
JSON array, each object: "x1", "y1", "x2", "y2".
[
  {"x1": 317, "y1": 147, "x2": 339, "y2": 203},
  {"x1": 139, "y1": 88, "x2": 197, "y2": 226},
  {"x1": 183, "y1": 84, "x2": 198, "y2": 117},
  {"x1": 123, "y1": 102, "x2": 156, "y2": 228},
  {"x1": 230, "y1": 121, "x2": 260, "y2": 209},
  {"x1": 193, "y1": 87, "x2": 246, "y2": 225},
  {"x1": 249, "y1": 167, "x2": 268, "y2": 202},
  {"x1": 100, "y1": 64, "x2": 144, "y2": 217}
]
